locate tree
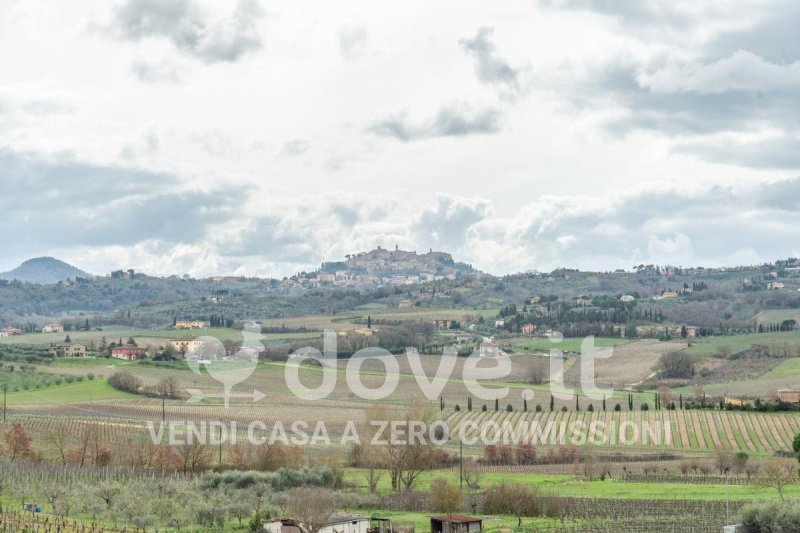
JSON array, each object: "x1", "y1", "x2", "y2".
[
  {"x1": 284, "y1": 487, "x2": 337, "y2": 533},
  {"x1": 659, "y1": 351, "x2": 695, "y2": 378},
  {"x1": 4, "y1": 423, "x2": 31, "y2": 462},
  {"x1": 483, "y1": 483, "x2": 541, "y2": 527},
  {"x1": 430, "y1": 477, "x2": 463, "y2": 519},
  {"x1": 756, "y1": 458, "x2": 797, "y2": 501}
]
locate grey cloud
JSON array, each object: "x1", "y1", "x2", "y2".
[
  {"x1": 0, "y1": 149, "x2": 242, "y2": 254},
  {"x1": 413, "y1": 195, "x2": 492, "y2": 251},
  {"x1": 369, "y1": 104, "x2": 501, "y2": 142},
  {"x1": 459, "y1": 27, "x2": 519, "y2": 90},
  {"x1": 131, "y1": 60, "x2": 181, "y2": 83},
  {"x1": 338, "y1": 27, "x2": 368, "y2": 59},
  {"x1": 111, "y1": 0, "x2": 263, "y2": 63},
  {"x1": 673, "y1": 136, "x2": 800, "y2": 170},
  {"x1": 280, "y1": 139, "x2": 309, "y2": 156}
]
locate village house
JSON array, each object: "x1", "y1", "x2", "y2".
[
  {"x1": 477, "y1": 339, "x2": 506, "y2": 357},
  {"x1": 528, "y1": 295, "x2": 541, "y2": 304},
  {"x1": 0, "y1": 331, "x2": 6, "y2": 338},
  {"x1": 575, "y1": 296, "x2": 592, "y2": 306},
  {"x1": 397, "y1": 299, "x2": 414, "y2": 308},
  {"x1": 5, "y1": 327, "x2": 23, "y2": 336},
  {"x1": 777, "y1": 388, "x2": 800, "y2": 404},
  {"x1": 521, "y1": 323, "x2": 535, "y2": 335},
  {"x1": 768, "y1": 281, "x2": 785, "y2": 290},
  {"x1": 111, "y1": 346, "x2": 147, "y2": 361},
  {"x1": 620, "y1": 294, "x2": 635, "y2": 302},
  {"x1": 432, "y1": 319, "x2": 453, "y2": 330},
  {"x1": 48, "y1": 343, "x2": 86, "y2": 357},
  {"x1": 494, "y1": 319, "x2": 504, "y2": 328},
  {"x1": 169, "y1": 338, "x2": 205, "y2": 355},
  {"x1": 263, "y1": 513, "x2": 370, "y2": 533},
  {"x1": 673, "y1": 325, "x2": 698, "y2": 338},
  {"x1": 430, "y1": 515, "x2": 483, "y2": 533},
  {"x1": 174, "y1": 320, "x2": 207, "y2": 329},
  {"x1": 41, "y1": 323, "x2": 64, "y2": 333}
]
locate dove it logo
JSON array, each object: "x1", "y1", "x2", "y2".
[{"x1": 185, "y1": 321, "x2": 265, "y2": 408}]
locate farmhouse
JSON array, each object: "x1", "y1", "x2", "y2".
[
  {"x1": 111, "y1": 346, "x2": 147, "y2": 361},
  {"x1": 174, "y1": 320, "x2": 207, "y2": 329},
  {"x1": 494, "y1": 319, "x2": 504, "y2": 328},
  {"x1": 777, "y1": 388, "x2": 800, "y2": 404},
  {"x1": 673, "y1": 325, "x2": 698, "y2": 338},
  {"x1": 263, "y1": 513, "x2": 370, "y2": 533},
  {"x1": 620, "y1": 294, "x2": 635, "y2": 302},
  {"x1": 42, "y1": 323, "x2": 64, "y2": 333},
  {"x1": 5, "y1": 327, "x2": 23, "y2": 336},
  {"x1": 528, "y1": 295, "x2": 541, "y2": 304},
  {"x1": 398, "y1": 299, "x2": 413, "y2": 308},
  {"x1": 430, "y1": 515, "x2": 482, "y2": 533},
  {"x1": 169, "y1": 338, "x2": 205, "y2": 355},
  {"x1": 521, "y1": 323, "x2": 535, "y2": 334},
  {"x1": 48, "y1": 343, "x2": 86, "y2": 357},
  {"x1": 433, "y1": 319, "x2": 453, "y2": 330},
  {"x1": 768, "y1": 282, "x2": 785, "y2": 290},
  {"x1": 0, "y1": 331, "x2": 6, "y2": 338}
]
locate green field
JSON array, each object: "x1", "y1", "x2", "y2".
[
  {"x1": 4, "y1": 376, "x2": 135, "y2": 405},
  {"x1": 680, "y1": 331, "x2": 800, "y2": 357}
]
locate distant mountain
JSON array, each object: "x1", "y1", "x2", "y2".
[{"x1": 0, "y1": 257, "x2": 92, "y2": 284}]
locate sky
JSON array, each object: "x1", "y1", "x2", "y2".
[{"x1": 1, "y1": 0, "x2": 799, "y2": 278}]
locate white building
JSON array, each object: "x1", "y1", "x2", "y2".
[{"x1": 263, "y1": 513, "x2": 370, "y2": 533}]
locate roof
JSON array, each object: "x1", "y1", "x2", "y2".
[
  {"x1": 326, "y1": 513, "x2": 370, "y2": 524},
  {"x1": 430, "y1": 515, "x2": 482, "y2": 523}
]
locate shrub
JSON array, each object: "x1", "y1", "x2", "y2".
[
  {"x1": 740, "y1": 502, "x2": 800, "y2": 532},
  {"x1": 107, "y1": 371, "x2": 142, "y2": 393}
]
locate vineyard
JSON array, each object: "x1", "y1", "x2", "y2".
[{"x1": 444, "y1": 409, "x2": 800, "y2": 453}]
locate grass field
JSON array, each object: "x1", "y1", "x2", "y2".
[
  {"x1": 680, "y1": 331, "x2": 800, "y2": 357},
  {"x1": 4, "y1": 376, "x2": 135, "y2": 405}
]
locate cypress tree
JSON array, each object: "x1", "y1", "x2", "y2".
[{"x1": 550, "y1": 394, "x2": 555, "y2": 412}]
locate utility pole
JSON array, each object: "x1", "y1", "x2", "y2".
[{"x1": 459, "y1": 440, "x2": 463, "y2": 490}]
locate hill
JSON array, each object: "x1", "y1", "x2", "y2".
[{"x1": 0, "y1": 257, "x2": 92, "y2": 284}]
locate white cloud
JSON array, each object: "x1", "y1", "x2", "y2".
[{"x1": 636, "y1": 50, "x2": 800, "y2": 94}]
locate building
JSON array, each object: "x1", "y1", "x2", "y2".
[
  {"x1": 768, "y1": 282, "x2": 785, "y2": 290},
  {"x1": 777, "y1": 388, "x2": 800, "y2": 403},
  {"x1": 494, "y1": 319, "x2": 504, "y2": 328},
  {"x1": 477, "y1": 339, "x2": 505, "y2": 357},
  {"x1": 521, "y1": 323, "x2": 535, "y2": 335},
  {"x1": 528, "y1": 295, "x2": 541, "y2": 304},
  {"x1": 263, "y1": 513, "x2": 370, "y2": 533},
  {"x1": 5, "y1": 328, "x2": 23, "y2": 336},
  {"x1": 575, "y1": 296, "x2": 592, "y2": 306},
  {"x1": 430, "y1": 515, "x2": 482, "y2": 533},
  {"x1": 169, "y1": 338, "x2": 205, "y2": 354},
  {"x1": 673, "y1": 325, "x2": 698, "y2": 338},
  {"x1": 0, "y1": 331, "x2": 6, "y2": 338},
  {"x1": 174, "y1": 320, "x2": 207, "y2": 329},
  {"x1": 398, "y1": 299, "x2": 414, "y2": 308},
  {"x1": 48, "y1": 343, "x2": 86, "y2": 357},
  {"x1": 620, "y1": 294, "x2": 635, "y2": 303},
  {"x1": 433, "y1": 319, "x2": 453, "y2": 330},
  {"x1": 111, "y1": 346, "x2": 147, "y2": 361},
  {"x1": 42, "y1": 323, "x2": 64, "y2": 333}
]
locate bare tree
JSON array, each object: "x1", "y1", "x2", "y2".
[
  {"x1": 756, "y1": 458, "x2": 797, "y2": 501},
  {"x1": 430, "y1": 477, "x2": 463, "y2": 520},
  {"x1": 4, "y1": 423, "x2": 31, "y2": 462},
  {"x1": 483, "y1": 483, "x2": 541, "y2": 527},
  {"x1": 284, "y1": 487, "x2": 338, "y2": 533}
]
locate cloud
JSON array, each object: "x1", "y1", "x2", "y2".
[
  {"x1": 110, "y1": 0, "x2": 264, "y2": 63},
  {"x1": 673, "y1": 136, "x2": 800, "y2": 170},
  {"x1": 413, "y1": 195, "x2": 492, "y2": 250},
  {"x1": 338, "y1": 26, "x2": 368, "y2": 59},
  {"x1": 280, "y1": 139, "x2": 309, "y2": 156},
  {"x1": 459, "y1": 27, "x2": 521, "y2": 93},
  {"x1": 369, "y1": 104, "x2": 501, "y2": 141},
  {"x1": 0, "y1": 149, "x2": 242, "y2": 252},
  {"x1": 636, "y1": 50, "x2": 800, "y2": 95},
  {"x1": 131, "y1": 60, "x2": 181, "y2": 83}
]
